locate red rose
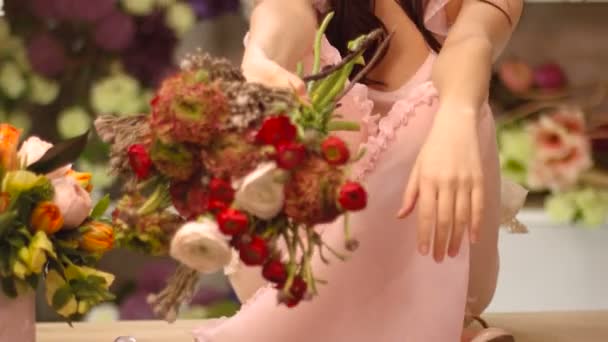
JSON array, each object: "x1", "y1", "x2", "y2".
[
  {"x1": 338, "y1": 182, "x2": 367, "y2": 211},
  {"x1": 127, "y1": 144, "x2": 153, "y2": 180},
  {"x1": 255, "y1": 115, "x2": 297, "y2": 147},
  {"x1": 208, "y1": 199, "x2": 229, "y2": 215},
  {"x1": 262, "y1": 259, "x2": 287, "y2": 284},
  {"x1": 275, "y1": 142, "x2": 307, "y2": 170},
  {"x1": 239, "y1": 236, "x2": 270, "y2": 266},
  {"x1": 321, "y1": 136, "x2": 350, "y2": 166},
  {"x1": 208, "y1": 178, "x2": 235, "y2": 204},
  {"x1": 289, "y1": 276, "x2": 308, "y2": 300},
  {"x1": 277, "y1": 275, "x2": 308, "y2": 307},
  {"x1": 217, "y1": 208, "x2": 249, "y2": 236}
]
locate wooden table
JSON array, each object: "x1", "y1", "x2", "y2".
[{"x1": 37, "y1": 311, "x2": 608, "y2": 342}]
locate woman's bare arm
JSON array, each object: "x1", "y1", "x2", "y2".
[
  {"x1": 245, "y1": 0, "x2": 317, "y2": 70},
  {"x1": 432, "y1": 0, "x2": 524, "y2": 117}
]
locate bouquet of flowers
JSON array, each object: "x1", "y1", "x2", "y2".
[
  {"x1": 0, "y1": 124, "x2": 115, "y2": 320},
  {"x1": 1, "y1": 0, "x2": 240, "y2": 190},
  {"x1": 492, "y1": 58, "x2": 608, "y2": 226},
  {"x1": 96, "y1": 14, "x2": 387, "y2": 320}
]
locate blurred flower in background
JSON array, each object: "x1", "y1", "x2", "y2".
[
  {"x1": 493, "y1": 58, "x2": 608, "y2": 227},
  {"x1": 1, "y1": 0, "x2": 240, "y2": 192}
]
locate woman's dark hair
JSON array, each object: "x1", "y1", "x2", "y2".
[
  {"x1": 325, "y1": 0, "x2": 512, "y2": 77},
  {"x1": 325, "y1": 0, "x2": 439, "y2": 69}
]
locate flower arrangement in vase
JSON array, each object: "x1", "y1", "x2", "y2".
[
  {"x1": 0, "y1": 124, "x2": 115, "y2": 337},
  {"x1": 95, "y1": 14, "x2": 388, "y2": 320},
  {"x1": 491, "y1": 58, "x2": 608, "y2": 226}
]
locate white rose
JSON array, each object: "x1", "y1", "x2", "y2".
[
  {"x1": 18, "y1": 137, "x2": 71, "y2": 179},
  {"x1": 234, "y1": 162, "x2": 285, "y2": 220},
  {"x1": 170, "y1": 219, "x2": 233, "y2": 274}
]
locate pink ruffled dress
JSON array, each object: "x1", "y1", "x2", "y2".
[{"x1": 193, "y1": 1, "x2": 526, "y2": 341}]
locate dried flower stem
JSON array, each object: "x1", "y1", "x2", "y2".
[
  {"x1": 302, "y1": 29, "x2": 387, "y2": 83},
  {"x1": 336, "y1": 30, "x2": 394, "y2": 102},
  {"x1": 147, "y1": 264, "x2": 199, "y2": 323},
  {"x1": 281, "y1": 230, "x2": 298, "y2": 297}
]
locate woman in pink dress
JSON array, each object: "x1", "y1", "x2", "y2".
[{"x1": 191, "y1": 0, "x2": 525, "y2": 341}]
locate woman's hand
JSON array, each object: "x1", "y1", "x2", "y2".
[
  {"x1": 397, "y1": 109, "x2": 485, "y2": 262},
  {"x1": 242, "y1": 41, "x2": 307, "y2": 97}
]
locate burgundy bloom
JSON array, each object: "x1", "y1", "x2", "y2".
[
  {"x1": 27, "y1": 33, "x2": 67, "y2": 78},
  {"x1": 94, "y1": 10, "x2": 136, "y2": 52},
  {"x1": 239, "y1": 236, "x2": 269, "y2": 266},
  {"x1": 122, "y1": 12, "x2": 178, "y2": 87}
]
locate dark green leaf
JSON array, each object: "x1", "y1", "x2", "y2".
[
  {"x1": 25, "y1": 274, "x2": 39, "y2": 289},
  {"x1": 1, "y1": 277, "x2": 18, "y2": 298},
  {"x1": 28, "y1": 131, "x2": 90, "y2": 174},
  {"x1": 7, "y1": 235, "x2": 25, "y2": 248},
  {"x1": 0, "y1": 246, "x2": 10, "y2": 274},
  {"x1": 90, "y1": 195, "x2": 111, "y2": 219},
  {"x1": 0, "y1": 211, "x2": 18, "y2": 238},
  {"x1": 52, "y1": 286, "x2": 73, "y2": 311}
]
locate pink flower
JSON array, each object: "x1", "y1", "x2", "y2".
[
  {"x1": 527, "y1": 108, "x2": 592, "y2": 191},
  {"x1": 18, "y1": 137, "x2": 71, "y2": 179},
  {"x1": 51, "y1": 177, "x2": 93, "y2": 229},
  {"x1": 498, "y1": 59, "x2": 534, "y2": 94}
]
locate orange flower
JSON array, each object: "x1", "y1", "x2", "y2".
[
  {"x1": 79, "y1": 221, "x2": 114, "y2": 254},
  {"x1": 0, "y1": 192, "x2": 10, "y2": 213},
  {"x1": 0, "y1": 124, "x2": 21, "y2": 171},
  {"x1": 66, "y1": 170, "x2": 93, "y2": 192},
  {"x1": 30, "y1": 202, "x2": 64, "y2": 235}
]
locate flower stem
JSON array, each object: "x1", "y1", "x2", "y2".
[
  {"x1": 304, "y1": 227, "x2": 317, "y2": 295},
  {"x1": 308, "y1": 12, "x2": 335, "y2": 92},
  {"x1": 137, "y1": 184, "x2": 170, "y2": 216},
  {"x1": 327, "y1": 120, "x2": 361, "y2": 132},
  {"x1": 281, "y1": 230, "x2": 298, "y2": 297},
  {"x1": 322, "y1": 241, "x2": 347, "y2": 261}
]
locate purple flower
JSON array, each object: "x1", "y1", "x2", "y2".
[
  {"x1": 135, "y1": 260, "x2": 176, "y2": 294},
  {"x1": 29, "y1": 0, "x2": 115, "y2": 22},
  {"x1": 188, "y1": 0, "x2": 239, "y2": 19},
  {"x1": 27, "y1": 33, "x2": 67, "y2": 78},
  {"x1": 119, "y1": 291, "x2": 155, "y2": 320},
  {"x1": 191, "y1": 287, "x2": 231, "y2": 306},
  {"x1": 122, "y1": 12, "x2": 178, "y2": 87},
  {"x1": 94, "y1": 10, "x2": 136, "y2": 52},
  {"x1": 29, "y1": 0, "x2": 58, "y2": 19},
  {"x1": 56, "y1": 0, "x2": 115, "y2": 22}
]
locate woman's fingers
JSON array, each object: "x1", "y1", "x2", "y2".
[
  {"x1": 417, "y1": 177, "x2": 436, "y2": 256},
  {"x1": 434, "y1": 183, "x2": 455, "y2": 262},
  {"x1": 398, "y1": 163, "x2": 420, "y2": 218},
  {"x1": 448, "y1": 185, "x2": 471, "y2": 258}
]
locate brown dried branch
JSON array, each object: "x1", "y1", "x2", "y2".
[
  {"x1": 301, "y1": 28, "x2": 388, "y2": 83},
  {"x1": 147, "y1": 264, "x2": 200, "y2": 323},
  {"x1": 336, "y1": 30, "x2": 395, "y2": 102}
]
